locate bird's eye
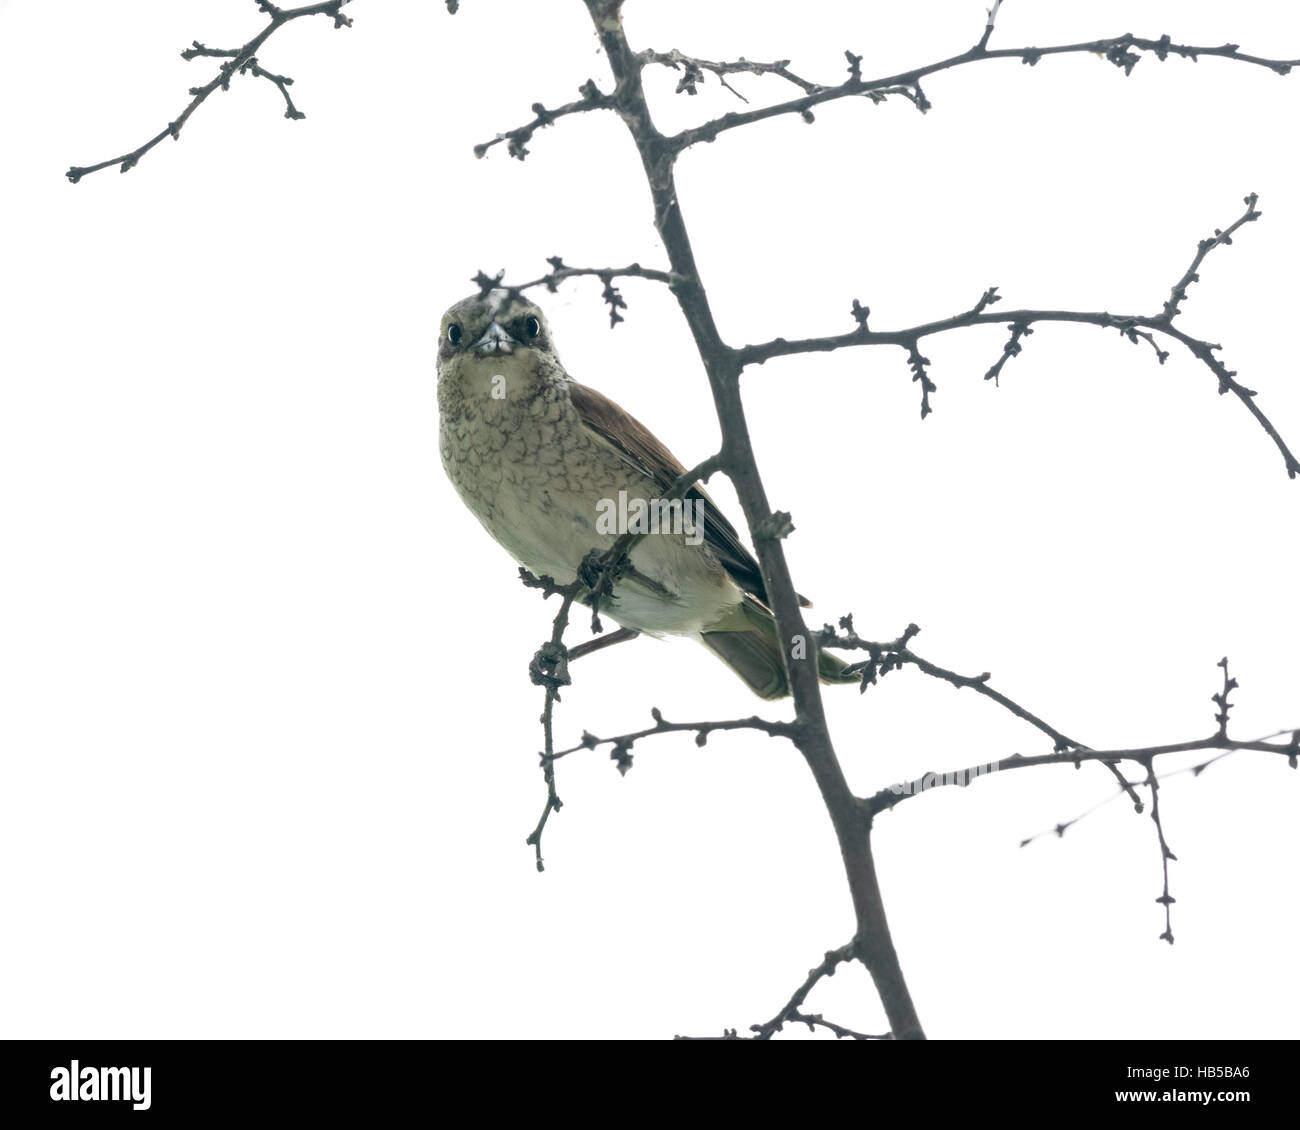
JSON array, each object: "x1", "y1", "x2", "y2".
[
  {"x1": 524, "y1": 315, "x2": 541, "y2": 340},
  {"x1": 447, "y1": 323, "x2": 463, "y2": 346}
]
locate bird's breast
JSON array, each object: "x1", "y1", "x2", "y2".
[
  {"x1": 438, "y1": 378, "x2": 741, "y2": 635},
  {"x1": 440, "y1": 380, "x2": 613, "y2": 569}
]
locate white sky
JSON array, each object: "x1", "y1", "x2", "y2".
[{"x1": 1, "y1": 0, "x2": 1297, "y2": 1039}]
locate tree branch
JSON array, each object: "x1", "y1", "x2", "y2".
[
  {"x1": 519, "y1": 568, "x2": 584, "y2": 873},
  {"x1": 1160, "y1": 194, "x2": 1263, "y2": 322},
  {"x1": 516, "y1": 446, "x2": 725, "y2": 868},
  {"x1": 1141, "y1": 756, "x2": 1179, "y2": 945},
  {"x1": 549, "y1": 707, "x2": 796, "y2": 777},
  {"x1": 472, "y1": 260, "x2": 681, "y2": 328},
  {"x1": 638, "y1": 48, "x2": 822, "y2": 100},
  {"x1": 736, "y1": 196, "x2": 1297, "y2": 478},
  {"x1": 473, "y1": 81, "x2": 613, "y2": 161},
  {"x1": 66, "y1": 0, "x2": 353, "y2": 182},
  {"x1": 470, "y1": 0, "x2": 1300, "y2": 1038},
  {"x1": 862, "y1": 652, "x2": 1295, "y2": 946},
  {"x1": 242, "y1": 58, "x2": 306, "y2": 121},
  {"x1": 580, "y1": 0, "x2": 926, "y2": 1040},
  {"x1": 817, "y1": 617, "x2": 1084, "y2": 752},
  {"x1": 870, "y1": 730, "x2": 1296, "y2": 817},
  {"x1": 873, "y1": 728, "x2": 1289, "y2": 816},
  {"x1": 669, "y1": 30, "x2": 1298, "y2": 151},
  {"x1": 676, "y1": 943, "x2": 888, "y2": 1041}
]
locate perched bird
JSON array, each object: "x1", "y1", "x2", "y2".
[{"x1": 436, "y1": 290, "x2": 854, "y2": 699}]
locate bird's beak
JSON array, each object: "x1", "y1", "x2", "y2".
[{"x1": 472, "y1": 321, "x2": 516, "y2": 355}]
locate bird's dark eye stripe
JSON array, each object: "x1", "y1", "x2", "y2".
[
  {"x1": 447, "y1": 323, "x2": 462, "y2": 346},
  {"x1": 524, "y1": 315, "x2": 540, "y2": 339}
]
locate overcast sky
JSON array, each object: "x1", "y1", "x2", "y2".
[{"x1": 2, "y1": 0, "x2": 1297, "y2": 1039}]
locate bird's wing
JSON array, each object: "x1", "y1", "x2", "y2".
[{"x1": 569, "y1": 380, "x2": 808, "y2": 609}]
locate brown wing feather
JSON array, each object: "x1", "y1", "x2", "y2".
[{"x1": 568, "y1": 381, "x2": 809, "y2": 609}]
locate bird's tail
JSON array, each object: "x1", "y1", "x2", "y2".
[{"x1": 700, "y1": 597, "x2": 858, "y2": 700}]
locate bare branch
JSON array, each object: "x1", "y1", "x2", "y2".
[
  {"x1": 518, "y1": 568, "x2": 583, "y2": 872},
  {"x1": 818, "y1": 617, "x2": 1084, "y2": 752},
  {"x1": 677, "y1": 943, "x2": 887, "y2": 1041},
  {"x1": 820, "y1": 615, "x2": 1147, "y2": 813},
  {"x1": 1212, "y1": 656, "x2": 1239, "y2": 739},
  {"x1": 978, "y1": 0, "x2": 1005, "y2": 53},
  {"x1": 638, "y1": 48, "x2": 821, "y2": 100},
  {"x1": 748, "y1": 943, "x2": 856, "y2": 1039},
  {"x1": 1142, "y1": 757, "x2": 1179, "y2": 944},
  {"x1": 473, "y1": 259, "x2": 682, "y2": 328},
  {"x1": 578, "y1": 0, "x2": 926, "y2": 1040},
  {"x1": 551, "y1": 707, "x2": 796, "y2": 777},
  {"x1": 869, "y1": 731, "x2": 1297, "y2": 819},
  {"x1": 1160, "y1": 193, "x2": 1262, "y2": 322},
  {"x1": 67, "y1": 1, "x2": 353, "y2": 182},
  {"x1": 473, "y1": 81, "x2": 613, "y2": 161},
  {"x1": 738, "y1": 197, "x2": 1299, "y2": 480},
  {"x1": 1014, "y1": 737, "x2": 1295, "y2": 944},
  {"x1": 670, "y1": 32, "x2": 1298, "y2": 151},
  {"x1": 904, "y1": 341, "x2": 936, "y2": 419},
  {"x1": 481, "y1": 0, "x2": 1296, "y2": 1036},
  {"x1": 565, "y1": 626, "x2": 639, "y2": 663},
  {"x1": 242, "y1": 58, "x2": 306, "y2": 121},
  {"x1": 984, "y1": 321, "x2": 1033, "y2": 386}
]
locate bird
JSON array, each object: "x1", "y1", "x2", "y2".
[{"x1": 436, "y1": 290, "x2": 856, "y2": 699}]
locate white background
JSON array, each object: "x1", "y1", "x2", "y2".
[{"x1": 1, "y1": 0, "x2": 1297, "y2": 1039}]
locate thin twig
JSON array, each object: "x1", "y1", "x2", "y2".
[
  {"x1": 676, "y1": 943, "x2": 887, "y2": 1040},
  {"x1": 473, "y1": 260, "x2": 682, "y2": 328},
  {"x1": 67, "y1": 1, "x2": 353, "y2": 182},
  {"x1": 1142, "y1": 756, "x2": 1179, "y2": 944},
  {"x1": 737, "y1": 197, "x2": 1299, "y2": 479},
  {"x1": 868, "y1": 729, "x2": 1296, "y2": 818},
  {"x1": 473, "y1": 81, "x2": 613, "y2": 160},
  {"x1": 550, "y1": 707, "x2": 796, "y2": 776},
  {"x1": 669, "y1": 33, "x2": 1299, "y2": 151},
  {"x1": 519, "y1": 569, "x2": 584, "y2": 873},
  {"x1": 818, "y1": 617, "x2": 1084, "y2": 752},
  {"x1": 1159, "y1": 194, "x2": 1262, "y2": 322},
  {"x1": 638, "y1": 48, "x2": 822, "y2": 99}
]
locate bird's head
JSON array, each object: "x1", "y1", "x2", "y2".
[{"x1": 437, "y1": 290, "x2": 558, "y2": 402}]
